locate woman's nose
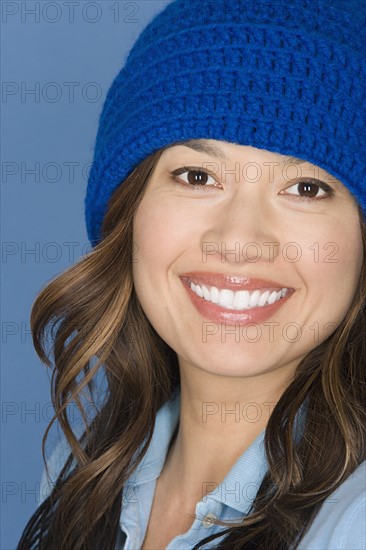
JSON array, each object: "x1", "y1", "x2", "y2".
[{"x1": 201, "y1": 188, "x2": 281, "y2": 265}]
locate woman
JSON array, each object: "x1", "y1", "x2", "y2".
[{"x1": 18, "y1": 0, "x2": 365, "y2": 548}]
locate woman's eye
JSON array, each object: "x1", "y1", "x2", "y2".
[
  {"x1": 169, "y1": 169, "x2": 334, "y2": 201},
  {"x1": 281, "y1": 179, "x2": 334, "y2": 200},
  {"x1": 169, "y1": 166, "x2": 218, "y2": 189}
]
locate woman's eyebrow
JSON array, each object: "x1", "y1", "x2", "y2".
[
  {"x1": 177, "y1": 139, "x2": 306, "y2": 165},
  {"x1": 179, "y1": 139, "x2": 228, "y2": 160}
]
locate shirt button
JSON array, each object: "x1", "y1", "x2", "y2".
[{"x1": 202, "y1": 513, "x2": 218, "y2": 528}]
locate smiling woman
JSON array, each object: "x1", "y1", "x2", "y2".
[
  {"x1": 17, "y1": 0, "x2": 366, "y2": 549},
  {"x1": 133, "y1": 141, "x2": 363, "y2": 379}
]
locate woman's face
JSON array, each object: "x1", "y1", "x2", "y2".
[{"x1": 132, "y1": 139, "x2": 363, "y2": 379}]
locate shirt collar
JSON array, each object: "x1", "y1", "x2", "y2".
[
  {"x1": 126, "y1": 385, "x2": 308, "y2": 514},
  {"x1": 208, "y1": 397, "x2": 308, "y2": 514},
  {"x1": 127, "y1": 385, "x2": 181, "y2": 486}
]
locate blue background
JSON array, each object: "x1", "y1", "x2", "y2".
[{"x1": 1, "y1": 1, "x2": 171, "y2": 547}]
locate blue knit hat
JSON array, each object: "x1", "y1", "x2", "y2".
[{"x1": 85, "y1": 0, "x2": 366, "y2": 247}]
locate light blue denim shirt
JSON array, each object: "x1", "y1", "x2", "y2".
[{"x1": 39, "y1": 386, "x2": 366, "y2": 549}]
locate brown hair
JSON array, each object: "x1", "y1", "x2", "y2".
[{"x1": 17, "y1": 145, "x2": 366, "y2": 549}]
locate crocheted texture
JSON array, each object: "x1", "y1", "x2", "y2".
[{"x1": 85, "y1": 0, "x2": 366, "y2": 247}]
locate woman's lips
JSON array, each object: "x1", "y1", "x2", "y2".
[{"x1": 180, "y1": 276, "x2": 294, "y2": 325}]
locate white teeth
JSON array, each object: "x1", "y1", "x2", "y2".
[
  {"x1": 249, "y1": 290, "x2": 260, "y2": 308},
  {"x1": 258, "y1": 290, "x2": 270, "y2": 307},
  {"x1": 267, "y1": 290, "x2": 278, "y2": 305},
  {"x1": 219, "y1": 289, "x2": 235, "y2": 307},
  {"x1": 202, "y1": 285, "x2": 211, "y2": 300},
  {"x1": 232, "y1": 290, "x2": 250, "y2": 309},
  {"x1": 210, "y1": 286, "x2": 220, "y2": 303},
  {"x1": 197, "y1": 285, "x2": 204, "y2": 298},
  {"x1": 190, "y1": 282, "x2": 289, "y2": 311}
]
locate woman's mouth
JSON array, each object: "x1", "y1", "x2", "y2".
[{"x1": 179, "y1": 273, "x2": 294, "y2": 325}]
